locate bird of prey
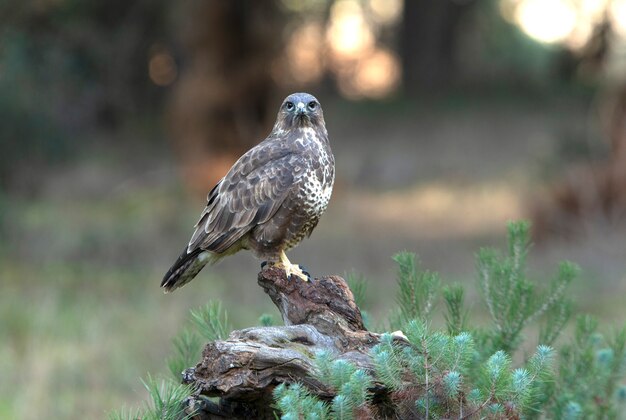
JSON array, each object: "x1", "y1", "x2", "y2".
[{"x1": 161, "y1": 92, "x2": 335, "y2": 292}]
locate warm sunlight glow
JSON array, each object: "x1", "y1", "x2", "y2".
[
  {"x1": 367, "y1": 0, "x2": 403, "y2": 25},
  {"x1": 337, "y1": 49, "x2": 400, "y2": 99},
  {"x1": 354, "y1": 49, "x2": 400, "y2": 98},
  {"x1": 566, "y1": 0, "x2": 608, "y2": 49},
  {"x1": 349, "y1": 183, "x2": 523, "y2": 239},
  {"x1": 327, "y1": 0, "x2": 374, "y2": 59},
  {"x1": 515, "y1": 0, "x2": 577, "y2": 44},
  {"x1": 499, "y1": 0, "x2": 517, "y2": 24},
  {"x1": 581, "y1": 0, "x2": 608, "y2": 19},
  {"x1": 285, "y1": 21, "x2": 325, "y2": 84},
  {"x1": 611, "y1": 0, "x2": 626, "y2": 38},
  {"x1": 566, "y1": 21, "x2": 593, "y2": 50}
]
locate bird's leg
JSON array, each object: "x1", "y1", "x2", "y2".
[{"x1": 277, "y1": 250, "x2": 310, "y2": 282}]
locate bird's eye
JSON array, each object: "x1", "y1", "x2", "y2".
[
  {"x1": 307, "y1": 101, "x2": 317, "y2": 111},
  {"x1": 285, "y1": 101, "x2": 294, "y2": 111}
]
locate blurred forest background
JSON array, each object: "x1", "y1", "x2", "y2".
[{"x1": 2, "y1": 0, "x2": 626, "y2": 418}]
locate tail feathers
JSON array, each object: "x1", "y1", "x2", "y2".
[{"x1": 161, "y1": 247, "x2": 216, "y2": 292}]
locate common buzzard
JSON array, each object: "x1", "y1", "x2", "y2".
[{"x1": 162, "y1": 92, "x2": 335, "y2": 292}]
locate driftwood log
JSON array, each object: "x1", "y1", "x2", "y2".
[{"x1": 180, "y1": 266, "x2": 398, "y2": 419}]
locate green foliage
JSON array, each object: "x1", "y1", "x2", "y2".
[
  {"x1": 190, "y1": 301, "x2": 230, "y2": 341},
  {"x1": 326, "y1": 360, "x2": 357, "y2": 390},
  {"x1": 544, "y1": 315, "x2": 626, "y2": 418},
  {"x1": 281, "y1": 352, "x2": 373, "y2": 420},
  {"x1": 371, "y1": 336, "x2": 403, "y2": 391},
  {"x1": 539, "y1": 269, "x2": 575, "y2": 347},
  {"x1": 259, "y1": 313, "x2": 276, "y2": 326},
  {"x1": 313, "y1": 349, "x2": 335, "y2": 386},
  {"x1": 346, "y1": 271, "x2": 368, "y2": 309},
  {"x1": 166, "y1": 329, "x2": 202, "y2": 380},
  {"x1": 109, "y1": 375, "x2": 192, "y2": 420},
  {"x1": 477, "y1": 221, "x2": 577, "y2": 354},
  {"x1": 110, "y1": 302, "x2": 233, "y2": 418},
  {"x1": 443, "y1": 370, "x2": 461, "y2": 398},
  {"x1": 330, "y1": 395, "x2": 352, "y2": 420},
  {"x1": 346, "y1": 271, "x2": 372, "y2": 330},
  {"x1": 116, "y1": 221, "x2": 626, "y2": 420},
  {"x1": 402, "y1": 320, "x2": 553, "y2": 418},
  {"x1": 140, "y1": 375, "x2": 193, "y2": 420},
  {"x1": 339, "y1": 370, "x2": 372, "y2": 408},
  {"x1": 0, "y1": 2, "x2": 171, "y2": 188},
  {"x1": 392, "y1": 252, "x2": 440, "y2": 328},
  {"x1": 0, "y1": 33, "x2": 70, "y2": 186},
  {"x1": 273, "y1": 221, "x2": 626, "y2": 419},
  {"x1": 273, "y1": 383, "x2": 330, "y2": 420},
  {"x1": 278, "y1": 322, "x2": 554, "y2": 419},
  {"x1": 475, "y1": 350, "x2": 517, "y2": 405},
  {"x1": 308, "y1": 351, "x2": 373, "y2": 419},
  {"x1": 442, "y1": 283, "x2": 468, "y2": 335}
]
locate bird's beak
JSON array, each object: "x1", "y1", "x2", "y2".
[{"x1": 296, "y1": 102, "x2": 306, "y2": 115}]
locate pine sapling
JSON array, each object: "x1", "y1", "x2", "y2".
[
  {"x1": 258, "y1": 313, "x2": 275, "y2": 326},
  {"x1": 393, "y1": 252, "x2": 440, "y2": 327},
  {"x1": 443, "y1": 283, "x2": 469, "y2": 336},
  {"x1": 189, "y1": 300, "x2": 230, "y2": 341},
  {"x1": 140, "y1": 375, "x2": 193, "y2": 420},
  {"x1": 166, "y1": 328, "x2": 202, "y2": 380},
  {"x1": 477, "y1": 221, "x2": 577, "y2": 355}
]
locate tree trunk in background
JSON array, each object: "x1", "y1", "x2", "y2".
[
  {"x1": 600, "y1": 84, "x2": 626, "y2": 218},
  {"x1": 529, "y1": 19, "x2": 626, "y2": 240},
  {"x1": 168, "y1": 0, "x2": 284, "y2": 194},
  {"x1": 400, "y1": 0, "x2": 475, "y2": 92}
]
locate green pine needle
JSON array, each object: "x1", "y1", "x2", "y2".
[
  {"x1": 113, "y1": 220, "x2": 626, "y2": 420},
  {"x1": 166, "y1": 328, "x2": 202, "y2": 380},
  {"x1": 259, "y1": 313, "x2": 275, "y2": 326},
  {"x1": 140, "y1": 375, "x2": 192, "y2": 420},
  {"x1": 331, "y1": 394, "x2": 354, "y2": 420},
  {"x1": 442, "y1": 283, "x2": 469, "y2": 335},
  {"x1": 477, "y1": 221, "x2": 577, "y2": 355},
  {"x1": 346, "y1": 271, "x2": 368, "y2": 309},
  {"x1": 393, "y1": 252, "x2": 440, "y2": 324},
  {"x1": 328, "y1": 360, "x2": 357, "y2": 390},
  {"x1": 372, "y1": 348, "x2": 402, "y2": 391},
  {"x1": 189, "y1": 301, "x2": 230, "y2": 341},
  {"x1": 443, "y1": 371, "x2": 461, "y2": 398}
]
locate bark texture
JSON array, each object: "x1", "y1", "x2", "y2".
[{"x1": 180, "y1": 267, "x2": 393, "y2": 419}]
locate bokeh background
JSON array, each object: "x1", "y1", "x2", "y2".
[{"x1": 3, "y1": 0, "x2": 626, "y2": 417}]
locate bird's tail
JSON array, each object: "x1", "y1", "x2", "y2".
[{"x1": 161, "y1": 247, "x2": 217, "y2": 292}]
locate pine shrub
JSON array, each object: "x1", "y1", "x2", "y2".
[{"x1": 113, "y1": 222, "x2": 626, "y2": 419}]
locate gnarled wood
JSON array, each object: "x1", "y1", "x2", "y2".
[{"x1": 181, "y1": 267, "x2": 394, "y2": 419}]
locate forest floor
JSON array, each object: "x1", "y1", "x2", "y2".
[{"x1": 2, "y1": 95, "x2": 626, "y2": 419}]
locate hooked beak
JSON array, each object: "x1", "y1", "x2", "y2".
[{"x1": 296, "y1": 102, "x2": 306, "y2": 115}]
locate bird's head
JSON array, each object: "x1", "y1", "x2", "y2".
[{"x1": 274, "y1": 92, "x2": 325, "y2": 131}]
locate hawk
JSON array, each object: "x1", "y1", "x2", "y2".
[{"x1": 162, "y1": 92, "x2": 335, "y2": 292}]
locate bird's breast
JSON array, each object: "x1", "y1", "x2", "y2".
[{"x1": 299, "y1": 157, "x2": 334, "y2": 216}]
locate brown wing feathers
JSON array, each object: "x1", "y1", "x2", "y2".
[
  {"x1": 162, "y1": 92, "x2": 333, "y2": 292},
  {"x1": 187, "y1": 153, "x2": 299, "y2": 255}
]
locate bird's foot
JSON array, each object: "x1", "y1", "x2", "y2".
[
  {"x1": 261, "y1": 260, "x2": 269, "y2": 269},
  {"x1": 297, "y1": 265, "x2": 312, "y2": 281},
  {"x1": 276, "y1": 250, "x2": 311, "y2": 281},
  {"x1": 284, "y1": 262, "x2": 311, "y2": 282}
]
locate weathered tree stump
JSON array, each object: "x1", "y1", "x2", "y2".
[{"x1": 180, "y1": 267, "x2": 394, "y2": 419}]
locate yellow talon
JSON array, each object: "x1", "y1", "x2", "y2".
[{"x1": 278, "y1": 250, "x2": 310, "y2": 282}]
